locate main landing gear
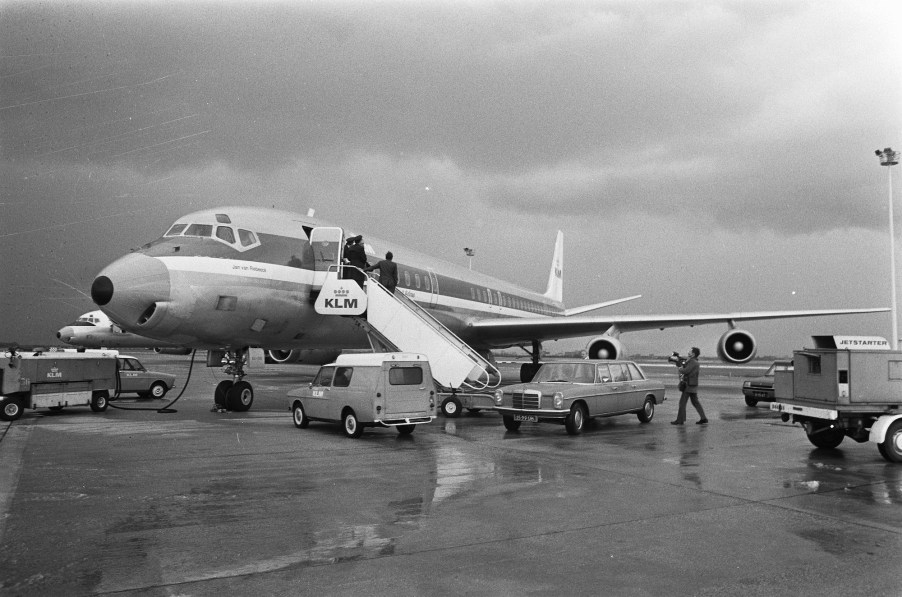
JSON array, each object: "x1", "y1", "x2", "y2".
[{"x1": 213, "y1": 349, "x2": 255, "y2": 412}]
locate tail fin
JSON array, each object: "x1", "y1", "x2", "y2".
[{"x1": 543, "y1": 231, "x2": 563, "y2": 304}]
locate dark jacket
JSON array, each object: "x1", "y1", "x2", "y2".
[
  {"x1": 678, "y1": 357, "x2": 700, "y2": 389},
  {"x1": 365, "y1": 259, "x2": 399, "y2": 292}
]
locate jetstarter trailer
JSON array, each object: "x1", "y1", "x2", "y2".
[
  {"x1": 1, "y1": 348, "x2": 119, "y2": 421},
  {"x1": 770, "y1": 337, "x2": 902, "y2": 463}
]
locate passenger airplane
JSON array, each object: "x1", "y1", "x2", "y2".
[{"x1": 89, "y1": 205, "x2": 887, "y2": 410}]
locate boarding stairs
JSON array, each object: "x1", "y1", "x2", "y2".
[{"x1": 315, "y1": 268, "x2": 500, "y2": 391}]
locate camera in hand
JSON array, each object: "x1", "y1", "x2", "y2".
[{"x1": 667, "y1": 351, "x2": 686, "y2": 366}]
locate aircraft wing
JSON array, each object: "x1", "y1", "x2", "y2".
[{"x1": 468, "y1": 308, "x2": 889, "y2": 346}]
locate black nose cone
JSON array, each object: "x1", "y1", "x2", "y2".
[{"x1": 91, "y1": 276, "x2": 114, "y2": 306}]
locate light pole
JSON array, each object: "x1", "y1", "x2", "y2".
[
  {"x1": 464, "y1": 247, "x2": 475, "y2": 270},
  {"x1": 876, "y1": 147, "x2": 899, "y2": 349}
]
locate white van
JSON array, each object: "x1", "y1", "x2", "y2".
[{"x1": 288, "y1": 353, "x2": 437, "y2": 438}]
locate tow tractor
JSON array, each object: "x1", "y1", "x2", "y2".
[
  {"x1": 1, "y1": 347, "x2": 119, "y2": 421},
  {"x1": 769, "y1": 335, "x2": 902, "y2": 463}
]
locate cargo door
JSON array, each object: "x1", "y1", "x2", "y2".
[
  {"x1": 383, "y1": 362, "x2": 431, "y2": 417},
  {"x1": 309, "y1": 227, "x2": 344, "y2": 289}
]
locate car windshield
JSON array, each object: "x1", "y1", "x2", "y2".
[{"x1": 532, "y1": 363, "x2": 596, "y2": 383}]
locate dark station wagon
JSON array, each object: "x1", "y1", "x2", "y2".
[
  {"x1": 741, "y1": 360, "x2": 792, "y2": 406},
  {"x1": 492, "y1": 360, "x2": 666, "y2": 435}
]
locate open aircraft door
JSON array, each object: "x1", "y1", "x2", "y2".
[
  {"x1": 309, "y1": 227, "x2": 344, "y2": 289},
  {"x1": 427, "y1": 268, "x2": 439, "y2": 308}
]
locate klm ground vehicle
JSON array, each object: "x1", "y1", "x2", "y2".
[
  {"x1": 770, "y1": 336, "x2": 902, "y2": 463},
  {"x1": 288, "y1": 353, "x2": 437, "y2": 438},
  {"x1": 493, "y1": 359, "x2": 665, "y2": 435},
  {"x1": 1, "y1": 348, "x2": 118, "y2": 421},
  {"x1": 116, "y1": 355, "x2": 176, "y2": 398}
]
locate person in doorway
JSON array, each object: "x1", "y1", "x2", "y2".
[
  {"x1": 365, "y1": 251, "x2": 399, "y2": 293},
  {"x1": 344, "y1": 235, "x2": 368, "y2": 288},
  {"x1": 671, "y1": 346, "x2": 708, "y2": 425}
]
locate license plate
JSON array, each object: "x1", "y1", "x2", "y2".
[
  {"x1": 513, "y1": 414, "x2": 538, "y2": 422},
  {"x1": 754, "y1": 391, "x2": 768, "y2": 399}
]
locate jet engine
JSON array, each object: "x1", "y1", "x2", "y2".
[
  {"x1": 716, "y1": 329, "x2": 757, "y2": 363},
  {"x1": 584, "y1": 336, "x2": 625, "y2": 360},
  {"x1": 152, "y1": 347, "x2": 192, "y2": 355},
  {"x1": 266, "y1": 349, "x2": 300, "y2": 364}
]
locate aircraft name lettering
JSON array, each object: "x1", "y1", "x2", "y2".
[
  {"x1": 232, "y1": 265, "x2": 267, "y2": 273},
  {"x1": 324, "y1": 298, "x2": 358, "y2": 309}
]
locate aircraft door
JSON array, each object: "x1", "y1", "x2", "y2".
[
  {"x1": 309, "y1": 227, "x2": 344, "y2": 288},
  {"x1": 427, "y1": 269, "x2": 439, "y2": 307}
]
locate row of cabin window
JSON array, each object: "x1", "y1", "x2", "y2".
[
  {"x1": 165, "y1": 223, "x2": 258, "y2": 248},
  {"x1": 396, "y1": 269, "x2": 548, "y2": 314}
]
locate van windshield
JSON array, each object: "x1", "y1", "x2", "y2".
[
  {"x1": 389, "y1": 366, "x2": 423, "y2": 385},
  {"x1": 312, "y1": 366, "x2": 335, "y2": 387}
]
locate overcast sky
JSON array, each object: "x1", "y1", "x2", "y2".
[{"x1": 1, "y1": 1, "x2": 900, "y2": 357}]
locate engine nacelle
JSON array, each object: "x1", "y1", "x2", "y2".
[
  {"x1": 266, "y1": 349, "x2": 300, "y2": 364},
  {"x1": 152, "y1": 347, "x2": 192, "y2": 355},
  {"x1": 584, "y1": 336, "x2": 625, "y2": 360},
  {"x1": 716, "y1": 329, "x2": 757, "y2": 363},
  {"x1": 266, "y1": 349, "x2": 342, "y2": 365}
]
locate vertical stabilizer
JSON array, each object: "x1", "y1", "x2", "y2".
[{"x1": 543, "y1": 231, "x2": 563, "y2": 304}]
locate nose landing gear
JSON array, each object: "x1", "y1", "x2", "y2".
[{"x1": 213, "y1": 349, "x2": 255, "y2": 412}]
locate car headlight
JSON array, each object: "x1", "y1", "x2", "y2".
[
  {"x1": 553, "y1": 392, "x2": 564, "y2": 409},
  {"x1": 494, "y1": 389, "x2": 504, "y2": 405},
  {"x1": 743, "y1": 381, "x2": 751, "y2": 388}
]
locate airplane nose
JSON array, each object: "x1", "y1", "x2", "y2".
[{"x1": 91, "y1": 253, "x2": 171, "y2": 328}]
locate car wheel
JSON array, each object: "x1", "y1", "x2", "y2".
[
  {"x1": 806, "y1": 424, "x2": 844, "y2": 449},
  {"x1": 744, "y1": 396, "x2": 758, "y2": 407},
  {"x1": 565, "y1": 404, "x2": 586, "y2": 435},
  {"x1": 226, "y1": 381, "x2": 254, "y2": 412},
  {"x1": 502, "y1": 415, "x2": 521, "y2": 431},
  {"x1": 397, "y1": 424, "x2": 415, "y2": 435},
  {"x1": 637, "y1": 397, "x2": 655, "y2": 423},
  {"x1": 149, "y1": 381, "x2": 168, "y2": 399},
  {"x1": 90, "y1": 391, "x2": 109, "y2": 413},
  {"x1": 292, "y1": 402, "x2": 309, "y2": 429},
  {"x1": 878, "y1": 420, "x2": 902, "y2": 463},
  {"x1": 441, "y1": 396, "x2": 462, "y2": 418},
  {"x1": 1, "y1": 398, "x2": 24, "y2": 421},
  {"x1": 343, "y1": 409, "x2": 363, "y2": 438}
]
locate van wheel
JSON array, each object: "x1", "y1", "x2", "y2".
[
  {"x1": 292, "y1": 402, "x2": 309, "y2": 429},
  {"x1": 1, "y1": 398, "x2": 24, "y2": 421},
  {"x1": 90, "y1": 391, "x2": 109, "y2": 412},
  {"x1": 878, "y1": 420, "x2": 902, "y2": 463},
  {"x1": 227, "y1": 381, "x2": 254, "y2": 412},
  {"x1": 637, "y1": 397, "x2": 655, "y2": 423},
  {"x1": 502, "y1": 415, "x2": 521, "y2": 431},
  {"x1": 343, "y1": 409, "x2": 363, "y2": 438},
  {"x1": 149, "y1": 382, "x2": 168, "y2": 399},
  {"x1": 565, "y1": 404, "x2": 586, "y2": 435},
  {"x1": 397, "y1": 424, "x2": 415, "y2": 435},
  {"x1": 441, "y1": 396, "x2": 462, "y2": 418}
]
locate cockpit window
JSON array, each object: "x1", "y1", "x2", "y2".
[
  {"x1": 165, "y1": 223, "x2": 187, "y2": 237},
  {"x1": 216, "y1": 226, "x2": 236, "y2": 244},
  {"x1": 238, "y1": 229, "x2": 257, "y2": 247},
  {"x1": 184, "y1": 224, "x2": 213, "y2": 237},
  {"x1": 215, "y1": 214, "x2": 232, "y2": 224}
]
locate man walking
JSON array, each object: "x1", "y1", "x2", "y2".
[{"x1": 671, "y1": 347, "x2": 708, "y2": 425}]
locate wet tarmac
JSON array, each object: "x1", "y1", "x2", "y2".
[{"x1": 1, "y1": 353, "x2": 901, "y2": 596}]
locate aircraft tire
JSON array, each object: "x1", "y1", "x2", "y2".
[
  {"x1": 227, "y1": 381, "x2": 254, "y2": 412},
  {"x1": 214, "y1": 380, "x2": 233, "y2": 410},
  {"x1": 441, "y1": 396, "x2": 462, "y2": 418}
]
